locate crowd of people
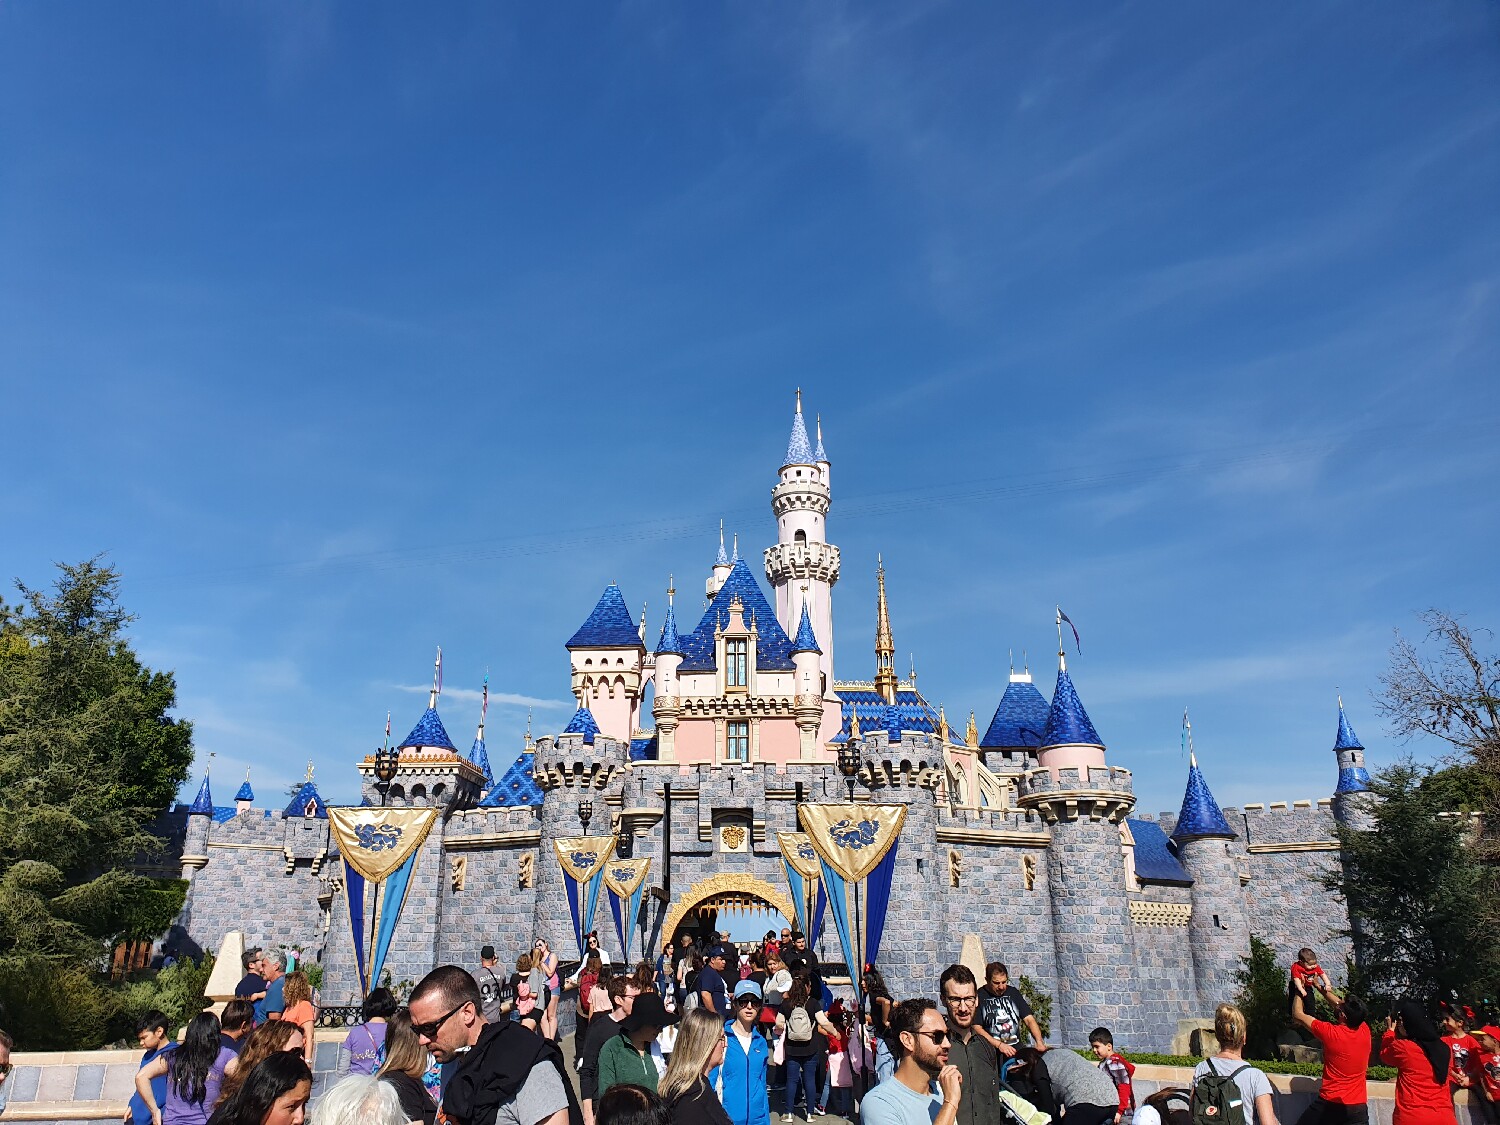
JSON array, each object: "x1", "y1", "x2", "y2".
[{"x1": 0, "y1": 934, "x2": 1494, "y2": 1125}]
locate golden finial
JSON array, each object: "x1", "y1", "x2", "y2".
[
  {"x1": 937, "y1": 705, "x2": 949, "y2": 744},
  {"x1": 668, "y1": 574, "x2": 675, "y2": 603},
  {"x1": 305, "y1": 760, "x2": 315, "y2": 783},
  {"x1": 966, "y1": 710, "x2": 979, "y2": 749},
  {"x1": 874, "y1": 556, "x2": 897, "y2": 705},
  {"x1": 525, "y1": 707, "x2": 534, "y2": 749},
  {"x1": 849, "y1": 708, "x2": 862, "y2": 739}
]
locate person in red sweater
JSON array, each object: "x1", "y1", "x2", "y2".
[
  {"x1": 1472, "y1": 1031, "x2": 1500, "y2": 1124},
  {"x1": 1290, "y1": 989, "x2": 1371, "y2": 1125},
  {"x1": 1381, "y1": 1002, "x2": 1456, "y2": 1125},
  {"x1": 1089, "y1": 1027, "x2": 1135, "y2": 1125}
]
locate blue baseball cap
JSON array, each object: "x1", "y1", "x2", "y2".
[{"x1": 734, "y1": 979, "x2": 763, "y2": 1000}]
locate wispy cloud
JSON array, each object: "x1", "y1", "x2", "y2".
[{"x1": 388, "y1": 683, "x2": 570, "y2": 710}]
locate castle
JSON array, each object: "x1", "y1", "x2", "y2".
[{"x1": 171, "y1": 397, "x2": 1374, "y2": 1050}]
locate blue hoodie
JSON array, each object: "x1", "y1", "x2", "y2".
[{"x1": 714, "y1": 1020, "x2": 770, "y2": 1125}]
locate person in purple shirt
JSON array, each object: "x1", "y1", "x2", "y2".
[{"x1": 136, "y1": 1013, "x2": 235, "y2": 1125}]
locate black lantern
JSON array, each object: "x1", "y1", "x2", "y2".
[
  {"x1": 373, "y1": 746, "x2": 399, "y2": 806},
  {"x1": 578, "y1": 797, "x2": 594, "y2": 832},
  {"x1": 837, "y1": 740, "x2": 859, "y2": 803}
]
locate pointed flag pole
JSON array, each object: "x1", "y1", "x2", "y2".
[{"x1": 429, "y1": 647, "x2": 443, "y2": 710}]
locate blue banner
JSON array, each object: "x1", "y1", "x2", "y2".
[
  {"x1": 368, "y1": 847, "x2": 421, "y2": 993},
  {"x1": 343, "y1": 863, "x2": 368, "y2": 994}
]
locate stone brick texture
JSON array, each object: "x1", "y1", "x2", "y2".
[{"x1": 178, "y1": 738, "x2": 1363, "y2": 1051}]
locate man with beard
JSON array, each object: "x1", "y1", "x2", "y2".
[
  {"x1": 940, "y1": 966, "x2": 1003, "y2": 1125},
  {"x1": 409, "y1": 965, "x2": 581, "y2": 1125},
  {"x1": 861, "y1": 999, "x2": 963, "y2": 1125}
]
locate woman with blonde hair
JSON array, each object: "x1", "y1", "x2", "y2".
[
  {"x1": 1192, "y1": 1003, "x2": 1279, "y2": 1125},
  {"x1": 218, "y1": 1022, "x2": 303, "y2": 1108},
  {"x1": 376, "y1": 1010, "x2": 437, "y2": 1125},
  {"x1": 279, "y1": 972, "x2": 317, "y2": 1067},
  {"x1": 659, "y1": 1009, "x2": 730, "y2": 1125}
]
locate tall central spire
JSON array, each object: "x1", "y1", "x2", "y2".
[{"x1": 874, "y1": 555, "x2": 897, "y2": 704}]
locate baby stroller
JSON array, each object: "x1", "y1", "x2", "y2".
[{"x1": 998, "y1": 1058, "x2": 1053, "y2": 1125}]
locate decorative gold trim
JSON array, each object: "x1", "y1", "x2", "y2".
[
  {"x1": 1245, "y1": 842, "x2": 1340, "y2": 854},
  {"x1": 445, "y1": 830, "x2": 544, "y2": 850},
  {"x1": 935, "y1": 826, "x2": 1051, "y2": 847},
  {"x1": 662, "y1": 873, "x2": 797, "y2": 941},
  {"x1": 204, "y1": 843, "x2": 283, "y2": 852},
  {"x1": 1129, "y1": 900, "x2": 1191, "y2": 926}
]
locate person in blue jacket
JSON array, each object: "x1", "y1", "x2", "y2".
[
  {"x1": 716, "y1": 980, "x2": 771, "y2": 1125},
  {"x1": 126, "y1": 1011, "x2": 174, "y2": 1125}
]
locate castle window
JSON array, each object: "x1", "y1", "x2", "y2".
[
  {"x1": 794, "y1": 530, "x2": 807, "y2": 547},
  {"x1": 726, "y1": 638, "x2": 748, "y2": 687},
  {"x1": 726, "y1": 721, "x2": 749, "y2": 762}
]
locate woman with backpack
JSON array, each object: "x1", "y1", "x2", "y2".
[
  {"x1": 339, "y1": 988, "x2": 396, "y2": 1077},
  {"x1": 1192, "y1": 1004, "x2": 1280, "y2": 1125},
  {"x1": 776, "y1": 974, "x2": 835, "y2": 1122}
]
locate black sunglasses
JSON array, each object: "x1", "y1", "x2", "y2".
[
  {"x1": 916, "y1": 1029, "x2": 949, "y2": 1045},
  {"x1": 412, "y1": 1001, "x2": 470, "y2": 1040}
]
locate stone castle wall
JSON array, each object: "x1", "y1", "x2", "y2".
[{"x1": 177, "y1": 748, "x2": 1358, "y2": 1050}]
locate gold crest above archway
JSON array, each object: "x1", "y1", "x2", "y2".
[{"x1": 662, "y1": 873, "x2": 797, "y2": 941}]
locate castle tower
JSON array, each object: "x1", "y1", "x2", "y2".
[
  {"x1": 652, "y1": 579, "x2": 686, "y2": 760},
  {"x1": 1016, "y1": 648, "x2": 1141, "y2": 1045},
  {"x1": 764, "y1": 392, "x2": 840, "y2": 685},
  {"x1": 360, "y1": 652, "x2": 487, "y2": 809},
  {"x1": 234, "y1": 772, "x2": 254, "y2": 816},
  {"x1": 873, "y1": 556, "x2": 897, "y2": 705},
  {"x1": 1170, "y1": 717, "x2": 1247, "y2": 1008},
  {"x1": 181, "y1": 771, "x2": 213, "y2": 881},
  {"x1": 1330, "y1": 697, "x2": 1374, "y2": 828},
  {"x1": 979, "y1": 658, "x2": 1051, "y2": 766},
  {"x1": 790, "y1": 599, "x2": 825, "y2": 756},
  {"x1": 566, "y1": 584, "x2": 647, "y2": 742},
  {"x1": 469, "y1": 679, "x2": 495, "y2": 790}
]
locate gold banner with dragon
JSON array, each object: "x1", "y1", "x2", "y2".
[
  {"x1": 776, "y1": 831, "x2": 823, "y2": 882},
  {"x1": 602, "y1": 856, "x2": 652, "y2": 898},
  {"x1": 797, "y1": 803, "x2": 908, "y2": 882},
  {"x1": 553, "y1": 835, "x2": 618, "y2": 883},
  {"x1": 328, "y1": 807, "x2": 439, "y2": 883}
]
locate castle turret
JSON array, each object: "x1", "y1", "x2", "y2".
[
  {"x1": 1170, "y1": 716, "x2": 1247, "y2": 1009},
  {"x1": 469, "y1": 678, "x2": 495, "y2": 789},
  {"x1": 181, "y1": 770, "x2": 213, "y2": 880},
  {"x1": 567, "y1": 584, "x2": 647, "y2": 742},
  {"x1": 652, "y1": 579, "x2": 686, "y2": 760},
  {"x1": 234, "y1": 772, "x2": 254, "y2": 816},
  {"x1": 980, "y1": 658, "x2": 1050, "y2": 766},
  {"x1": 708, "y1": 523, "x2": 732, "y2": 599},
  {"x1": 790, "y1": 597, "x2": 824, "y2": 756},
  {"x1": 1017, "y1": 649, "x2": 1141, "y2": 1045},
  {"x1": 360, "y1": 651, "x2": 486, "y2": 809},
  {"x1": 764, "y1": 392, "x2": 840, "y2": 685},
  {"x1": 1330, "y1": 697, "x2": 1376, "y2": 833}
]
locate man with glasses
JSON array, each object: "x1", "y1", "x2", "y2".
[
  {"x1": 409, "y1": 965, "x2": 581, "y2": 1125},
  {"x1": 860, "y1": 999, "x2": 963, "y2": 1125},
  {"x1": 940, "y1": 966, "x2": 1003, "y2": 1125},
  {"x1": 580, "y1": 976, "x2": 641, "y2": 1125}
]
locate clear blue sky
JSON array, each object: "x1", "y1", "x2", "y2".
[{"x1": 3, "y1": 4, "x2": 1497, "y2": 817}]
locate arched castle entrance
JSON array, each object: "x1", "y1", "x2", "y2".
[{"x1": 663, "y1": 874, "x2": 795, "y2": 943}]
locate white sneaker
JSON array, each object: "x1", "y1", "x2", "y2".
[{"x1": 782, "y1": 1115, "x2": 793, "y2": 1121}]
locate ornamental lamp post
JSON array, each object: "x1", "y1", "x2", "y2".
[
  {"x1": 837, "y1": 740, "x2": 859, "y2": 803},
  {"x1": 578, "y1": 797, "x2": 594, "y2": 833},
  {"x1": 373, "y1": 746, "x2": 399, "y2": 807},
  {"x1": 835, "y1": 736, "x2": 866, "y2": 1081}
]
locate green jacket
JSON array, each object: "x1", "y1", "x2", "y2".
[{"x1": 597, "y1": 1031, "x2": 659, "y2": 1097}]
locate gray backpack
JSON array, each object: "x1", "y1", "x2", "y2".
[{"x1": 787, "y1": 1005, "x2": 814, "y2": 1043}]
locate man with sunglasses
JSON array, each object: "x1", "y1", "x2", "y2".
[
  {"x1": 860, "y1": 999, "x2": 963, "y2": 1125},
  {"x1": 940, "y1": 966, "x2": 1003, "y2": 1125},
  {"x1": 410, "y1": 965, "x2": 582, "y2": 1125}
]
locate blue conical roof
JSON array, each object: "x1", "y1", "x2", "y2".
[
  {"x1": 814, "y1": 423, "x2": 826, "y2": 462},
  {"x1": 567, "y1": 584, "x2": 644, "y2": 649},
  {"x1": 563, "y1": 704, "x2": 601, "y2": 745},
  {"x1": 480, "y1": 751, "x2": 544, "y2": 808},
  {"x1": 399, "y1": 707, "x2": 457, "y2": 751},
  {"x1": 1172, "y1": 759, "x2": 1235, "y2": 840},
  {"x1": 981, "y1": 678, "x2": 1051, "y2": 749},
  {"x1": 656, "y1": 603, "x2": 686, "y2": 656},
  {"x1": 783, "y1": 406, "x2": 815, "y2": 466},
  {"x1": 283, "y1": 780, "x2": 328, "y2": 819},
  {"x1": 188, "y1": 773, "x2": 213, "y2": 815},
  {"x1": 234, "y1": 777, "x2": 255, "y2": 802},
  {"x1": 470, "y1": 737, "x2": 494, "y2": 787},
  {"x1": 1040, "y1": 666, "x2": 1104, "y2": 748},
  {"x1": 791, "y1": 602, "x2": 822, "y2": 655},
  {"x1": 1334, "y1": 702, "x2": 1363, "y2": 750},
  {"x1": 679, "y1": 558, "x2": 798, "y2": 672}
]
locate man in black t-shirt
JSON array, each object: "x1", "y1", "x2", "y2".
[
  {"x1": 696, "y1": 946, "x2": 730, "y2": 1015},
  {"x1": 475, "y1": 944, "x2": 507, "y2": 1023},
  {"x1": 975, "y1": 962, "x2": 1047, "y2": 1057}
]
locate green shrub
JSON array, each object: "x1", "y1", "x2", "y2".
[
  {"x1": 1235, "y1": 935, "x2": 1290, "y2": 1060},
  {"x1": 0, "y1": 955, "x2": 113, "y2": 1050},
  {"x1": 108, "y1": 954, "x2": 214, "y2": 1040},
  {"x1": 1070, "y1": 1048, "x2": 1396, "y2": 1081},
  {"x1": 1017, "y1": 974, "x2": 1052, "y2": 1039}
]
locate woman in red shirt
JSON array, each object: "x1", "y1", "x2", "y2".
[{"x1": 1381, "y1": 1002, "x2": 1456, "y2": 1125}]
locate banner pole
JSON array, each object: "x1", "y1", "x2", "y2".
[{"x1": 366, "y1": 878, "x2": 381, "y2": 996}]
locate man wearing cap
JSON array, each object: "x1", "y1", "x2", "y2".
[
  {"x1": 720, "y1": 979, "x2": 772, "y2": 1125},
  {"x1": 597, "y1": 992, "x2": 675, "y2": 1098},
  {"x1": 698, "y1": 946, "x2": 731, "y2": 1016},
  {"x1": 475, "y1": 945, "x2": 507, "y2": 1024}
]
